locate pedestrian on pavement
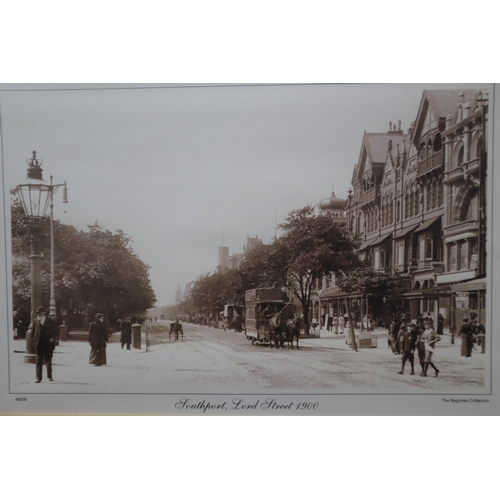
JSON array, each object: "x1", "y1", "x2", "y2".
[
  {"x1": 32, "y1": 306, "x2": 57, "y2": 383},
  {"x1": 311, "y1": 317, "x2": 318, "y2": 332},
  {"x1": 332, "y1": 314, "x2": 339, "y2": 334},
  {"x1": 437, "y1": 313, "x2": 444, "y2": 335},
  {"x1": 327, "y1": 315, "x2": 333, "y2": 332},
  {"x1": 388, "y1": 319, "x2": 400, "y2": 354},
  {"x1": 474, "y1": 319, "x2": 485, "y2": 354},
  {"x1": 458, "y1": 316, "x2": 475, "y2": 357},
  {"x1": 415, "y1": 316, "x2": 427, "y2": 375},
  {"x1": 120, "y1": 317, "x2": 132, "y2": 350},
  {"x1": 398, "y1": 324, "x2": 416, "y2": 375},
  {"x1": 338, "y1": 314, "x2": 344, "y2": 334},
  {"x1": 89, "y1": 313, "x2": 108, "y2": 366},
  {"x1": 420, "y1": 319, "x2": 441, "y2": 377}
]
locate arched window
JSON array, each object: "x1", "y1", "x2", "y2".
[
  {"x1": 404, "y1": 188, "x2": 409, "y2": 219},
  {"x1": 409, "y1": 189, "x2": 414, "y2": 217},
  {"x1": 476, "y1": 136, "x2": 483, "y2": 159},
  {"x1": 457, "y1": 145, "x2": 464, "y2": 166},
  {"x1": 415, "y1": 187, "x2": 420, "y2": 215},
  {"x1": 389, "y1": 197, "x2": 394, "y2": 225},
  {"x1": 426, "y1": 183, "x2": 431, "y2": 211},
  {"x1": 438, "y1": 178, "x2": 443, "y2": 206},
  {"x1": 433, "y1": 133, "x2": 442, "y2": 152},
  {"x1": 459, "y1": 189, "x2": 479, "y2": 221}
]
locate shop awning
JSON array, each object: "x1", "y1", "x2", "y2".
[
  {"x1": 357, "y1": 240, "x2": 371, "y2": 251},
  {"x1": 437, "y1": 270, "x2": 477, "y2": 285},
  {"x1": 450, "y1": 276, "x2": 487, "y2": 292},
  {"x1": 370, "y1": 232, "x2": 392, "y2": 247},
  {"x1": 319, "y1": 287, "x2": 346, "y2": 299},
  {"x1": 415, "y1": 216, "x2": 441, "y2": 233},
  {"x1": 394, "y1": 223, "x2": 419, "y2": 240},
  {"x1": 403, "y1": 285, "x2": 451, "y2": 298},
  {"x1": 444, "y1": 232, "x2": 478, "y2": 243}
]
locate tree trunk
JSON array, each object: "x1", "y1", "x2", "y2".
[
  {"x1": 344, "y1": 297, "x2": 358, "y2": 351},
  {"x1": 299, "y1": 297, "x2": 310, "y2": 335}
]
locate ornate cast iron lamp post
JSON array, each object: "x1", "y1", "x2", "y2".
[{"x1": 15, "y1": 151, "x2": 67, "y2": 362}]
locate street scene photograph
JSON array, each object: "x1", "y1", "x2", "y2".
[{"x1": 1, "y1": 83, "x2": 492, "y2": 398}]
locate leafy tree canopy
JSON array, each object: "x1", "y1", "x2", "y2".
[{"x1": 11, "y1": 194, "x2": 156, "y2": 325}]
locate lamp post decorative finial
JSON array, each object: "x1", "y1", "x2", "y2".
[{"x1": 26, "y1": 150, "x2": 44, "y2": 180}]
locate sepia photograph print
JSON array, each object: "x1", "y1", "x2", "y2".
[{"x1": 0, "y1": 83, "x2": 497, "y2": 415}]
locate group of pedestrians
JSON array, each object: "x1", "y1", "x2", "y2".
[
  {"x1": 390, "y1": 315, "x2": 441, "y2": 377},
  {"x1": 320, "y1": 314, "x2": 347, "y2": 334},
  {"x1": 457, "y1": 313, "x2": 485, "y2": 357},
  {"x1": 31, "y1": 309, "x2": 110, "y2": 382}
]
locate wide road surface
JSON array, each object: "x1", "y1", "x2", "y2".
[{"x1": 9, "y1": 321, "x2": 487, "y2": 394}]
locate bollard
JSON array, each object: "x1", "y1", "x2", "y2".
[
  {"x1": 132, "y1": 323, "x2": 142, "y2": 349},
  {"x1": 59, "y1": 323, "x2": 69, "y2": 342}
]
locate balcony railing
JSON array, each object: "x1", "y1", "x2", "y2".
[
  {"x1": 417, "y1": 150, "x2": 443, "y2": 175},
  {"x1": 416, "y1": 261, "x2": 445, "y2": 273},
  {"x1": 359, "y1": 187, "x2": 377, "y2": 206},
  {"x1": 447, "y1": 157, "x2": 481, "y2": 182},
  {"x1": 443, "y1": 220, "x2": 479, "y2": 237}
]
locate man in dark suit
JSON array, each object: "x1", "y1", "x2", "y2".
[
  {"x1": 120, "y1": 317, "x2": 132, "y2": 349},
  {"x1": 31, "y1": 306, "x2": 57, "y2": 383},
  {"x1": 398, "y1": 324, "x2": 417, "y2": 375}
]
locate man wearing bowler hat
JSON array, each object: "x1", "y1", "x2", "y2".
[{"x1": 32, "y1": 306, "x2": 57, "y2": 383}]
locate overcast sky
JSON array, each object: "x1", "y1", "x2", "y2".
[{"x1": 0, "y1": 83, "x2": 488, "y2": 306}]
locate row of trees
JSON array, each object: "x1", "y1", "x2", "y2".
[
  {"x1": 11, "y1": 194, "x2": 156, "y2": 330},
  {"x1": 178, "y1": 206, "x2": 407, "y2": 343}
]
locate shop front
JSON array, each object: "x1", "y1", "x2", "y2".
[{"x1": 449, "y1": 277, "x2": 486, "y2": 336}]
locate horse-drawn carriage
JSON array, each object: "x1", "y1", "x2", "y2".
[
  {"x1": 244, "y1": 288, "x2": 299, "y2": 348},
  {"x1": 169, "y1": 320, "x2": 184, "y2": 341}
]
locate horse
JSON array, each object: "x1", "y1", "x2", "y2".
[
  {"x1": 269, "y1": 314, "x2": 285, "y2": 349},
  {"x1": 285, "y1": 316, "x2": 301, "y2": 349}
]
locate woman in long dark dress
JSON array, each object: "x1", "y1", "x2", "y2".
[
  {"x1": 437, "y1": 313, "x2": 444, "y2": 335},
  {"x1": 89, "y1": 313, "x2": 108, "y2": 366},
  {"x1": 457, "y1": 317, "x2": 474, "y2": 357}
]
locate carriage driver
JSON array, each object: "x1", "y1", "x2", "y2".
[{"x1": 262, "y1": 305, "x2": 274, "y2": 321}]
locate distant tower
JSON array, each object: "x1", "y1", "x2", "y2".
[
  {"x1": 244, "y1": 236, "x2": 263, "y2": 254},
  {"x1": 183, "y1": 282, "x2": 192, "y2": 301},
  {"x1": 217, "y1": 246, "x2": 229, "y2": 273},
  {"x1": 175, "y1": 283, "x2": 182, "y2": 305}
]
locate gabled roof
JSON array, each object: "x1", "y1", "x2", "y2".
[
  {"x1": 412, "y1": 89, "x2": 480, "y2": 146},
  {"x1": 356, "y1": 131, "x2": 406, "y2": 183}
]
